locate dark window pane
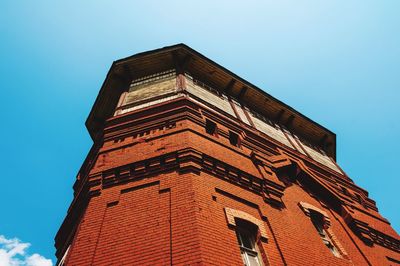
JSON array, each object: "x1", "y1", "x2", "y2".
[
  {"x1": 205, "y1": 119, "x2": 217, "y2": 135},
  {"x1": 229, "y1": 131, "x2": 240, "y2": 147},
  {"x1": 238, "y1": 230, "x2": 254, "y2": 249},
  {"x1": 310, "y1": 211, "x2": 325, "y2": 235}
]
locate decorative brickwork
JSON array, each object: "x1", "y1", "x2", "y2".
[
  {"x1": 298, "y1": 201, "x2": 331, "y2": 226},
  {"x1": 224, "y1": 207, "x2": 268, "y2": 241},
  {"x1": 56, "y1": 44, "x2": 399, "y2": 266}
]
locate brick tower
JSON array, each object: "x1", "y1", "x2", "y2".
[{"x1": 55, "y1": 44, "x2": 399, "y2": 265}]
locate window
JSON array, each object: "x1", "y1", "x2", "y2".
[
  {"x1": 298, "y1": 202, "x2": 347, "y2": 259},
  {"x1": 235, "y1": 220, "x2": 263, "y2": 266},
  {"x1": 309, "y1": 211, "x2": 340, "y2": 257},
  {"x1": 225, "y1": 208, "x2": 268, "y2": 265},
  {"x1": 205, "y1": 119, "x2": 217, "y2": 136},
  {"x1": 229, "y1": 131, "x2": 240, "y2": 147}
]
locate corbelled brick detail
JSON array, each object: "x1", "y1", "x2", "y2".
[{"x1": 55, "y1": 100, "x2": 400, "y2": 265}]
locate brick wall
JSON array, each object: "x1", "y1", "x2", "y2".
[{"x1": 56, "y1": 97, "x2": 400, "y2": 265}]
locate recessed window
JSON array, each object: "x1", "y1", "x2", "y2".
[
  {"x1": 310, "y1": 211, "x2": 340, "y2": 257},
  {"x1": 229, "y1": 131, "x2": 240, "y2": 147},
  {"x1": 205, "y1": 119, "x2": 217, "y2": 136},
  {"x1": 235, "y1": 220, "x2": 263, "y2": 266}
]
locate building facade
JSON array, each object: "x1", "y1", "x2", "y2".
[{"x1": 55, "y1": 44, "x2": 399, "y2": 265}]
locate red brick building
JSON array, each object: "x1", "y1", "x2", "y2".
[{"x1": 55, "y1": 44, "x2": 399, "y2": 265}]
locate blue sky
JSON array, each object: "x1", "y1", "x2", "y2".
[{"x1": 1, "y1": 1, "x2": 399, "y2": 264}]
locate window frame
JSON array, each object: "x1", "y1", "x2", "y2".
[
  {"x1": 298, "y1": 201, "x2": 347, "y2": 259},
  {"x1": 235, "y1": 219, "x2": 264, "y2": 266},
  {"x1": 309, "y1": 210, "x2": 341, "y2": 257}
]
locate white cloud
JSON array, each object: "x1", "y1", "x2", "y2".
[
  {"x1": 0, "y1": 235, "x2": 52, "y2": 266},
  {"x1": 25, "y1": 254, "x2": 52, "y2": 266}
]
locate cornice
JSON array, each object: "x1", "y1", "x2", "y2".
[{"x1": 57, "y1": 146, "x2": 399, "y2": 257}]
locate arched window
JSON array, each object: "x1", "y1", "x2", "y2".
[
  {"x1": 224, "y1": 208, "x2": 268, "y2": 266},
  {"x1": 309, "y1": 210, "x2": 340, "y2": 257},
  {"x1": 235, "y1": 219, "x2": 264, "y2": 266},
  {"x1": 298, "y1": 202, "x2": 348, "y2": 259}
]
